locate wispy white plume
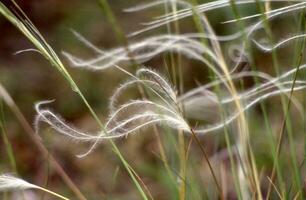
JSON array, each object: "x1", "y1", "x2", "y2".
[
  {"x1": 35, "y1": 66, "x2": 306, "y2": 156},
  {"x1": 126, "y1": 0, "x2": 306, "y2": 56},
  {"x1": 0, "y1": 174, "x2": 69, "y2": 200},
  {"x1": 182, "y1": 65, "x2": 306, "y2": 134},
  {"x1": 125, "y1": 0, "x2": 304, "y2": 37},
  {"x1": 63, "y1": 33, "x2": 230, "y2": 75},
  {"x1": 0, "y1": 174, "x2": 38, "y2": 192},
  {"x1": 35, "y1": 100, "x2": 99, "y2": 142},
  {"x1": 35, "y1": 68, "x2": 189, "y2": 157},
  {"x1": 253, "y1": 34, "x2": 306, "y2": 52},
  {"x1": 222, "y1": 2, "x2": 306, "y2": 24}
]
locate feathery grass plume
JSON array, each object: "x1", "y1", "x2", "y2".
[
  {"x1": 64, "y1": 31, "x2": 250, "y2": 110},
  {"x1": 0, "y1": 174, "x2": 38, "y2": 192},
  {"x1": 125, "y1": 0, "x2": 305, "y2": 37},
  {"x1": 222, "y1": 1, "x2": 306, "y2": 25},
  {"x1": 35, "y1": 67, "x2": 189, "y2": 156},
  {"x1": 0, "y1": 174, "x2": 69, "y2": 200},
  {"x1": 222, "y1": 2, "x2": 306, "y2": 51},
  {"x1": 180, "y1": 66, "x2": 306, "y2": 134},
  {"x1": 63, "y1": 32, "x2": 243, "y2": 78},
  {"x1": 253, "y1": 34, "x2": 306, "y2": 52},
  {"x1": 34, "y1": 66, "x2": 306, "y2": 147},
  {"x1": 124, "y1": 0, "x2": 306, "y2": 67},
  {"x1": 179, "y1": 70, "x2": 303, "y2": 122},
  {"x1": 3, "y1": 0, "x2": 305, "y2": 198},
  {"x1": 127, "y1": 0, "x2": 306, "y2": 59},
  {"x1": 39, "y1": 0, "x2": 306, "y2": 197}
]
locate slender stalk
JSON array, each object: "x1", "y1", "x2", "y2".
[
  {"x1": 98, "y1": 1, "x2": 182, "y2": 198},
  {"x1": 266, "y1": 11, "x2": 306, "y2": 200},
  {"x1": 187, "y1": 0, "x2": 247, "y2": 198},
  {"x1": 167, "y1": 2, "x2": 187, "y2": 199},
  {"x1": 254, "y1": 1, "x2": 285, "y2": 194},
  {"x1": 98, "y1": 0, "x2": 126, "y2": 46},
  {"x1": 0, "y1": 100, "x2": 17, "y2": 173},
  {"x1": 38, "y1": 187, "x2": 70, "y2": 200},
  {"x1": 189, "y1": 128, "x2": 223, "y2": 200}
]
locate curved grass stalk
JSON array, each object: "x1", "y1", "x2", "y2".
[{"x1": 35, "y1": 101, "x2": 188, "y2": 154}]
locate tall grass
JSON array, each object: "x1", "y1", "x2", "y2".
[{"x1": 0, "y1": 0, "x2": 305, "y2": 199}]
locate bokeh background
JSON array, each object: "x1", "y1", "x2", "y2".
[{"x1": 0, "y1": 0, "x2": 305, "y2": 199}]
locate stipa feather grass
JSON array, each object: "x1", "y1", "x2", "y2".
[
  {"x1": 63, "y1": 32, "x2": 239, "y2": 77},
  {"x1": 126, "y1": 0, "x2": 306, "y2": 57},
  {"x1": 35, "y1": 65, "x2": 306, "y2": 152},
  {"x1": 35, "y1": 67, "x2": 189, "y2": 157},
  {"x1": 1, "y1": 0, "x2": 306, "y2": 199},
  {"x1": 60, "y1": 1, "x2": 305, "y2": 199},
  {"x1": 126, "y1": 0, "x2": 306, "y2": 37}
]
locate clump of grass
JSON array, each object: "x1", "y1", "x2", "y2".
[
  {"x1": 35, "y1": 65, "x2": 306, "y2": 138},
  {"x1": 1, "y1": 0, "x2": 306, "y2": 199}
]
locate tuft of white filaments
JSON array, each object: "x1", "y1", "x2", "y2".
[
  {"x1": 35, "y1": 0, "x2": 306, "y2": 159},
  {"x1": 0, "y1": 174, "x2": 69, "y2": 200},
  {"x1": 125, "y1": 0, "x2": 306, "y2": 55},
  {"x1": 125, "y1": 0, "x2": 305, "y2": 36},
  {"x1": 35, "y1": 65, "x2": 306, "y2": 156},
  {"x1": 0, "y1": 174, "x2": 38, "y2": 192},
  {"x1": 35, "y1": 67, "x2": 190, "y2": 157},
  {"x1": 63, "y1": 32, "x2": 240, "y2": 77}
]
